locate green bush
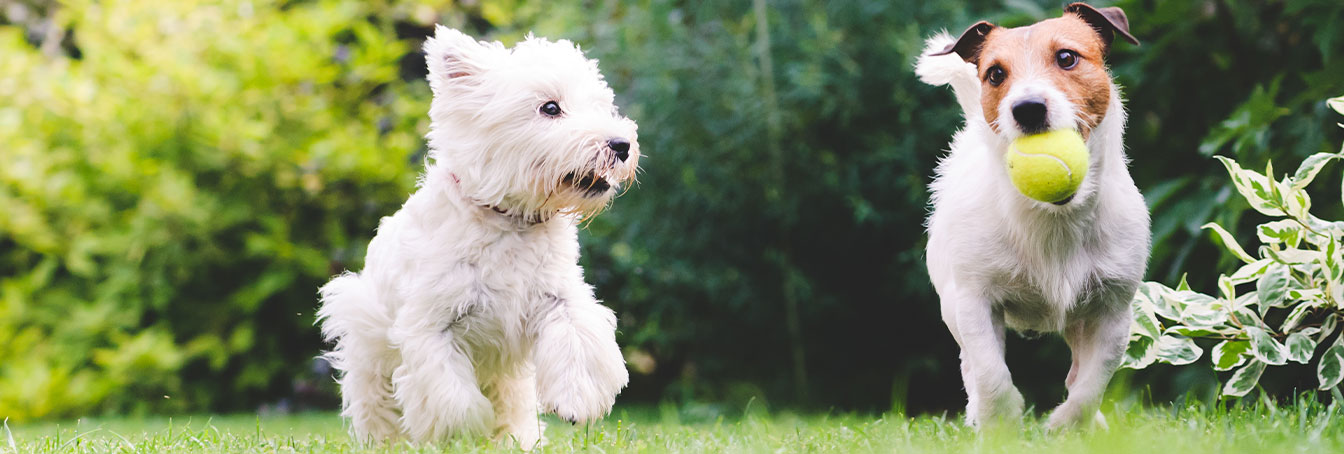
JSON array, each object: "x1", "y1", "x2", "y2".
[
  {"x1": 4, "y1": 0, "x2": 1344, "y2": 419},
  {"x1": 1123, "y1": 96, "x2": 1344, "y2": 398},
  {"x1": 0, "y1": 0, "x2": 427, "y2": 419}
]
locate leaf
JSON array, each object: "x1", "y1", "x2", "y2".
[
  {"x1": 1265, "y1": 247, "x2": 1321, "y2": 265},
  {"x1": 1285, "y1": 332, "x2": 1317, "y2": 364},
  {"x1": 1202, "y1": 222, "x2": 1257, "y2": 263},
  {"x1": 1223, "y1": 360, "x2": 1266, "y2": 397},
  {"x1": 1166, "y1": 325, "x2": 1236, "y2": 338},
  {"x1": 1321, "y1": 314, "x2": 1339, "y2": 344},
  {"x1": 1219, "y1": 274, "x2": 1237, "y2": 302},
  {"x1": 1321, "y1": 233, "x2": 1344, "y2": 306},
  {"x1": 1122, "y1": 334, "x2": 1157, "y2": 369},
  {"x1": 1257, "y1": 221, "x2": 1302, "y2": 247},
  {"x1": 1212, "y1": 340, "x2": 1252, "y2": 371},
  {"x1": 1246, "y1": 326, "x2": 1288, "y2": 365},
  {"x1": 1255, "y1": 263, "x2": 1290, "y2": 314},
  {"x1": 1214, "y1": 155, "x2": 1283, "y2": 217},
  {"x1": 1135, "y1": 282, "x2": 1180, "y2": 321},
  {"x1": 1173, "y1": 291, "x2": 1228, "y2": 328},
  {"x1": 1329, "y1": 95, "x2": 1344, "y2": 116},
  {"x1": 1281, "y1": 180, "x2": 1312, "y2": 219},
  {"x1": 1131, "y1": 297, "x2": 1163, "y2": 339},
  {"x1": 1318, "y1": 336, "x2": 1344, "y2": 390},
  {"x1": 1280, "y1": 302, "x2": 1315, "y2": 332},
  {"x1": 1291, "y1": 153, "x2": 1340, "y2": 189},
  {"x1": 1155, "y1": 335, "x2": 1203, "y2": 365}
]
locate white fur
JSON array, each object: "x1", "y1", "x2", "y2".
[
  {"x1": 916, "y1": 35, "x2": 1150, "y2": 430},
  {"x1": 317, "y1": 27, "x2": 637, "y2": 449}
]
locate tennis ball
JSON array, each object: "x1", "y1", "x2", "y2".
[{"x1": 1005, "y1": 129, "x2": 1089, "y2": 203}]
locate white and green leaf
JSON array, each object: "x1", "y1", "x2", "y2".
[
  {"x1": 1203, "y1": 222, "x2": 1258, "y2": 264},
  {"x1": 1135, "y1": 282, "x2": 1180, "y2": 321},
  {"x1": 1155, "y1": 335, "x2": 1204, "y2": 366},
  {"x1": 1176, "y1": 292, "x2": 1229, "y2": 328},
  {"x1": 1265, "y1": 247, "x2": 1320, "y2": 265},
  {"x1": 1257, "y1": 221, "x2": 1303, "y2": 247},
  {"x1": 1317, "y1": 336, "x2": 1344, "y2": 391},
  {"x1": 1285, "y1": 332, "x2": 1317, "y2": 364},
  {"x1": 1229, "y1": 259, "x2": 1273, "y2": 285},
  {"x1": 1214, "y1": 155, "x2": 1282, "y2": 217},
  {"x1": 1122, "y1": 334, "x2": 1158, "y2": 370},
  {"x1": 1280, "y1": 301, "x2": 1315, "y2": 332},
  {"x1": 1291, "y1": 153, "x2": 1340, "y2": 190},
  {"x1": 1320, "y1": 314, "x2": 1339, "y2": 344},
  {"x1": 1223, "y1": 360, "x2": 1267, "y2": 397},
  {"x1": 1246, "y1": 326, "x2": 1288, "y2": 366},
  {"x1": 1256, "y1": 263, "x2": 1291, "y2": 315},
  {"x1": 1211, "y1": 339, "x2": 1252, "y2": 371},
  {"x1": 1329, "y1": 95, "x2": 1344, "y2": 116}
]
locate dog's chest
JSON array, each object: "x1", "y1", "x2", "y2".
[
  {"x1": 450, "y1": 227, "x2": 572, "y2": 348},
  {"x1": 984, "y1": 221, "x2": 1104, "y2": 331}
]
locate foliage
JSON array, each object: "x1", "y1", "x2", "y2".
[
  {"x1": 562, "y1": 0, "x2": 1344, "y2": 410},
  {"x1": 7, "y1": 402, "x2": 1344, "y2": 453},
  {"x1": 0, "y1": 0, "x2": 428, "y2": 419},
  {"x1": 4, "y1": 0, "x2": 1344, "y2": 419},
  {"x1": 1123, "y1": 96, "x2": 1344, "y2": 398}
]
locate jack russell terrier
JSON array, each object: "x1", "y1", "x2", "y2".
[{"x1": 915, "y1": 3, "x2": 1150, "y2": 429}]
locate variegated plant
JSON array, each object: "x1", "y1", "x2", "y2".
[{"x1": 1123, "y1": 95, "x2": 1344, "y2": 398}]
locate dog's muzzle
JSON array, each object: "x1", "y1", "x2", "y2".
[{"x1": 562, "y1": 171, "x2": 612, "y2": 196}]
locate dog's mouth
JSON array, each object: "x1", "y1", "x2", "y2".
[
  {"x1": 1052, "y1": 195, "x2": 1074, "y2": 206},
  {"x1": 562, "y1": 171, "x2": 612, "y2": 196}
]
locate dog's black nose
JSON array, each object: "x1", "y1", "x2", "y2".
[
  {"x1": 1011, "y1": 98, "x2": 1048, "y2": 134},
  {"x1": 608, "y1": 138, "x2": 631, "y2": 162}
]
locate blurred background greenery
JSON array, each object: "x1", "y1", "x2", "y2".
[{"x1": 1, "y1": 0, "x2": 1341, "y2": 421}]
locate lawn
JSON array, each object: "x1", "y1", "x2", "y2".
[{"x1": 5, "y1": 402, "x2": 1343, "y2": 453}]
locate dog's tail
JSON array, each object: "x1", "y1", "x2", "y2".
[
  {"x1": 915, "y1": 32, "x2": 982, "y2": 120},
  {"x1": 315, "y1": 272, "x2": 390, "y2": 370}
]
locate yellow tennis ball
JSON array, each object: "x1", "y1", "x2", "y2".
[{"x1": 1005, "y1": 129, "x2": 1089, "y2": 203}]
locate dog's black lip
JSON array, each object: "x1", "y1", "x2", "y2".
[
  {"x1": 562, "y1": 172, "x2": 611, "y2": 195},
  {"x1": 1052, "y1": 195, "x2": 1074, "y2": 206}
]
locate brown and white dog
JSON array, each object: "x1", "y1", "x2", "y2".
[{"x1": 915, "y1": 3, "x2": 1150, "y2": 429}]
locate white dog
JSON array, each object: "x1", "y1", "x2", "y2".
[
  {"x1": 915, "y1": 3, "x2": 1150, "y2": 429},
  {"x1": 316, "y1": 27, "x2": 638, "y2": 449}
]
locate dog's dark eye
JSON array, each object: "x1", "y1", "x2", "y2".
[
  {"x1": 986, "y1": 66, "x2": 1006, "y2": 86},
  {"x1": 1056, "y1": 50, "x2": 1079, "y2": 70},
  {"x1": 539, "y1": 101, "x2": 562, "y2": 117}
]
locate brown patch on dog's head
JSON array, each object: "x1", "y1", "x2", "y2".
[{"x1": 934, "y1": 3, "x2": 1139, "y2": 137}]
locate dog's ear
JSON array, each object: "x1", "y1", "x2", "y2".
[
  {"x1": 424, "y1": 26, "x2": 499, "y2": 87},
  {"x1": 1065, "y1": 2, "x2": 1139, "y2": 55},
  {"x1": 929, "y1": 21, "x2": 996, "y2": 64}
]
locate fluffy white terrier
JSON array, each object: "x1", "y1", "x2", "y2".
[
  {"x1": 916, "y1": 3, "x2": 1150, "y2": 430},
  {"x1": 316, "y1": 27, "x2": 638, "y2": 449}
]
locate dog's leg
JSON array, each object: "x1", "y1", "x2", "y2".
[
  {"x1": 318, "y1": 273, "x2": 402, "y2": 442},
  {"x1": 532, "y1": 282, "x2": 629, "y2": 424},
  {"x1": 484, "y1": 366, "x2": 545, "y2": 450},
  {"x1": 333, "y1": 338, "x2": 403, "y2": 442},
  {"x1": 1047, "y1": 303, "x2": 1129, "y2": 430},
  {"x1": 952, "y1": 295, "x2": 1024, "y2": 427},
  {"x1": 390, "y1": 326, "x2": 494, "y2": 442}
]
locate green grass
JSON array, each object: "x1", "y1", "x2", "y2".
[{"x1": 5, "y1": 402, "x2": 1343, "y2": 453}]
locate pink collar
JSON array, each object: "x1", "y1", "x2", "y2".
[{"x1": 449, "y1": 173, "x2": 546, "y2": 225}]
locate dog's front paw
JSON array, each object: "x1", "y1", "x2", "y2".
[
  {"x1": 539, "y1": 364, "x2": 628, "y2": 424},
  {"x1": 1045, "y1": 402, "x2": 1106, "y2": 431},
  {"x1": 968, "y1": 386, "x2": 1025, "y2": 428},
  {"x1": 537, "y1": 346, "x2": 629, "y2": 424},
  {"x1": 392, "y1": 364, "x2": 495, "y2": 441}
]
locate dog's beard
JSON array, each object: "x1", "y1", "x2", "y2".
[
  {"x1": 561, "y1": 171, "x2": 613, "y2": 196},
  {"x1": 483, "y1": 158, "x2": 634, "y2": 223}
]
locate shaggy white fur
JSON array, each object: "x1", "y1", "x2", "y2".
[
  {"x1": 917, "y1": 29, "x2": 1150, "y2": 430},
  {"x1": 316, "y1": 27, "x2": 637, "y2": 449}
]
